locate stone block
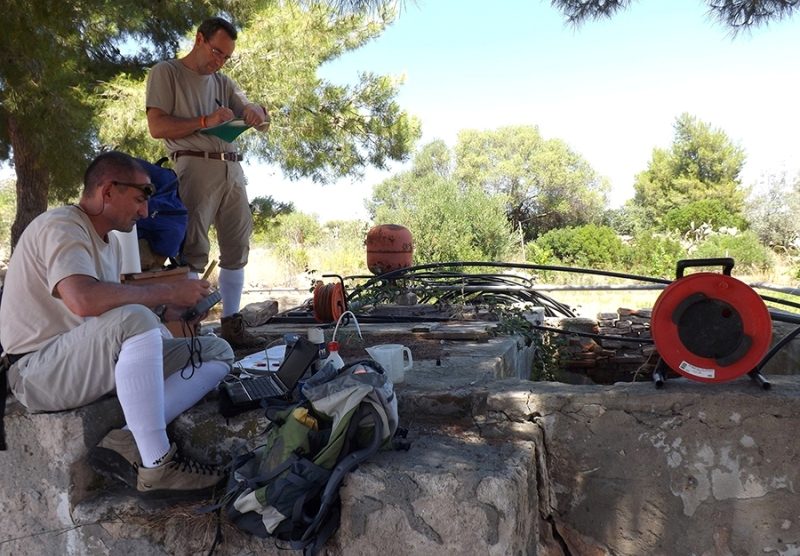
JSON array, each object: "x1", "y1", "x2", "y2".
[
  {"x1": 8, "y1": 321, "x2": 800, "y2": 556},
  {"x1": 560, "y1": 317, "x2": 599, "y2": 334},
  {"x1": 332, "y1": 432, "x2": 539, "y2": 556},
  {"x1": 240, "y1": 299, "x2": 279, "y2": 327},
  {"x1": 0, "y1": 396, "x2": 124, "y2": 554}
]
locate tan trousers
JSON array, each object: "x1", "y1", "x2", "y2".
[
  {"x1": 8, "y1": 304, "x2": 233, "y2": 412},
  {"x1": 174, "y1": 157, "x2": 252, "y2": 272}
]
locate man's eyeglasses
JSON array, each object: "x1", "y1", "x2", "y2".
[
  {"x1": 112, "y1": 180, "x2": 155, "y2": 199},
  {"x1": 205, "y1": 41, "x2": 233, "y2": 62}
]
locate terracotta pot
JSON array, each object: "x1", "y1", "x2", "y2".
[{"x1": 365, "y1": 224, "x2": 414, "y2": 275}]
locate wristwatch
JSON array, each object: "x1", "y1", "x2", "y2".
[{"x1": 154, "y1": 304, "x2": 168, "y2": 323}]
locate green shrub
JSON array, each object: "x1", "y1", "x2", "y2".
[
  {"x1": 534, "y1": 224, "x2": 626, "y2": 269},
  {"x1": 662, "y1": 199, "x2": 747, "y2": 233},
  {"x1": 525, "y1": 241, "x2": 555, "y2": 265},
  {"x1": 260, "y1": 212, "x2": 323, "y2": 247},
  {"x1": 691, "y1": 230, "x2": 773, "y2": 273},
  {"x1": 602, "y1": 203, "x2": 649, "y2": 236},
  {"x1": 374, "y1": 178, "x2": 514, "y2": 264},
  {"x1": 625, "y1": 231, "x2": 686, "y2": 278},
  {"x1": 524, "y1": 241, "x2": 557, "y2": 282}
]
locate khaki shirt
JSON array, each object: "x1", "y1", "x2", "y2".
[
  {"x1": 145, "y1": 59, "x2": 251, "y2": 152},
  {"x1": 0, "y1": 206, "x2": 122, "y2": 354}
]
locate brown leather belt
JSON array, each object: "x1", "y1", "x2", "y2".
[{"x1": 171, "y1": 150, "x2": 243, "y2": 162}]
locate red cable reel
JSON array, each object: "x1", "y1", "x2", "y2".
[
  {"x1": 650, "y1": 258, "x2": 772, "y2": 383},
  {"x1": 312, "y1": 281, "x2": 346, "y2": 324}
]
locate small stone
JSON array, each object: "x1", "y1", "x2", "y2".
[{"x1": 240, "y1": 299, "x2": 279, "y2": 327}]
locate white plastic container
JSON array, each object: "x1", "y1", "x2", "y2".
[
  {"x1": 308, "y1": 327, "x2": 327, "y2": 369},
  {"x1": 366, "y1": 344, "x2": 412, "y2": 384},
  {"x1": 322, "y1": 341, "x2": 345, "y2": 371}
]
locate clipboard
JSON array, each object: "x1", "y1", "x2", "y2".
[{"x1": 200, "y1": 119, "x2": 251, "y2": 142}]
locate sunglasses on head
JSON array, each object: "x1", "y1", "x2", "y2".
[{"x1": 112, "y1": 180, "x2": 156, "y2": 198}]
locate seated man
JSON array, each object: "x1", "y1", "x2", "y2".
[{"x1": 0, "y1": 151, "x2": 233, "y2": 498}]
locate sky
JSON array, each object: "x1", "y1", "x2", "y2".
[
  {"x1": 2, "y1": 0, "x2": 796, "y2": 222},
  {"x1": 245, "y1": 0, "x2": 800, "y2": 222}
]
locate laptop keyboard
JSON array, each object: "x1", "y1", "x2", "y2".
[
  {"x1": 223, "y1": 376, "x2": 285, "y2": 405},
  {"x1": 243, "y1": 376, "x2": 283, "y2": 399}
]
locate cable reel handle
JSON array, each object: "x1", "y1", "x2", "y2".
[{"x1": 675, "y1": 258, "x2": 735, "y2": 279}]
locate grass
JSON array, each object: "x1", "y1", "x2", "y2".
[{"x1": 546, "y1": 289, "x2": 663, "y2": 318}]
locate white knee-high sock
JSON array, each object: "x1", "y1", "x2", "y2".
[
  {"x1": 163, "y1": 361, "x2": 229, "y2": 424},
  {"x1": 219, "y1": 267, "x2": 245, "y2": 317},
  {"x1": 115, "y1": 329, "x2": 170, "y2": 467}
]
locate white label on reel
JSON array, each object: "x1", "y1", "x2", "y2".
[{"x1": 679, "y1": 361, "x2": 715, "y2": 379}]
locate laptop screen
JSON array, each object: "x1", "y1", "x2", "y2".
[{"x1": 273, "y1": 336, "x2": 319, "y2": 390}]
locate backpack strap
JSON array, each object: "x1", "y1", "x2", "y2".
[
  {"x1": 296, "y1": 403, "x2": 385, "y2": 549},
  {"x1": 300, "y1": 505, "x2": 340, "y2": 556}
]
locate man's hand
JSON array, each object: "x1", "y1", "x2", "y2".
[
  {"x1": 161, "y1": 303, "x2": 209, "y2": 325},
  {"x1": 164, "y1": 278, "x2": 212, "y2": 308},
  {"x1": 208, "y1": 106, "x2": 234, "y2": 127},
  {"x1": 243, "y1": 103, "x2": 269, "y2": 130}
]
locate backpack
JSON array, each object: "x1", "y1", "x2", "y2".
[
  {"x1": 215, "y1": 359, "x2": 404, "y2": 555},
  {"x1": 135, "y1": 157, "x2": 188, "y2": 260}
]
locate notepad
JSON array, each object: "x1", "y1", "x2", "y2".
[{"x1": 201, "y1": 119, "x2": 251, "y2": 142}]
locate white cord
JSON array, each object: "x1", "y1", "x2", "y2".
[
  {"x1": 332, "y1": 310, "x2": 362, "y2": 343},
  {"x1": 263, "y1": 336, "x2": 285, "y2": 368}
]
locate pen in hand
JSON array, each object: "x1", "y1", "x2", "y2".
[{"x1": 215, "y1": 98, "x2": 222, "y2": 108}]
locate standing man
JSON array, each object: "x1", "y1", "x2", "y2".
[
  {"x1": 0, "y1": 151, "x2": 233, "y2": 497},
  {"x1": 146, "y1": 16, "x2": 268, "y2": 348}
]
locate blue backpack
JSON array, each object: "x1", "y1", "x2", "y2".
[{"x1": 135, "y1": 157, "x2": 188, "y2": 259}]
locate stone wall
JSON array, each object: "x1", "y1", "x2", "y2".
[
  {"x1": 555, "y1": 308, "x2": 800, "y2": 384},
  {"x1": 555, "y1": 308, "x2": 656, "y2": 383},
  {"x1": 3, "y1": 323, "x2": 800, "y2": 555}
]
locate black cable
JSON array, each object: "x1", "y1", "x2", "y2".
[
  {"x1": 179, "y1": 319, "x2": 203, "y2": 379},
  {"x1": 754, "y1": 324, "x2": 800, "y2": 373},
  {"x1": 530, "y1": 324, "x2": 654, "y2": 344},
  {"x1": 274, "y1": 262, "x2": 800, "y2": 341}
]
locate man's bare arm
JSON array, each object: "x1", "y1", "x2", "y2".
[
  {"x1": 56, "y1": 275, "x2": 211, "y2": 318},
  {"x1": 146, "y1": 106, "x2": 234, "y2": 140}
]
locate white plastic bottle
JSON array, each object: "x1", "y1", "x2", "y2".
[
  {"x1": 308, "y1": 327, "x2": 327, "y2": 370},
  {"x1": 322, "y1": 341, "x2": 345, "y2": 371}
]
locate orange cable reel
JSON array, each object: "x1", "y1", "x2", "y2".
[
  {"x1": 650, "y1": 263, "x2": 772, "y2": 384},
  {"x1": 312, "y1": 281, "x2": 346, "y2": 324}
]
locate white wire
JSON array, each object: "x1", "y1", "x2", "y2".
[
  {"x1": 332, "y1": 310, "x2": 362, "y2": 343},
  {"x1": 231, "y1": 337, "x2": 285, "y2": 377}
]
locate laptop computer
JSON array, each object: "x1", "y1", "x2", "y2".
[{"x1": 220, "y1": 336, "x2": 319, "y2": 413}]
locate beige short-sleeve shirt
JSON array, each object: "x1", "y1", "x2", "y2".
[
  {"x1": 145, "y1": 59, "x2": 251, "y2": 152},
  {"x1": 0, "y1": 206, "x2": 122, "y2": 354}
]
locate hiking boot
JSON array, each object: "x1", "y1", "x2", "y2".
[
  {"x1": 136, "y1": 443, "x2": 226, "y2": 499},
  {"x1": 88, "y1": 428, "x2": 140, "y2": 488},
  {"x1": 219, "y1": 312, "x2": 264, "y2": 349}
]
